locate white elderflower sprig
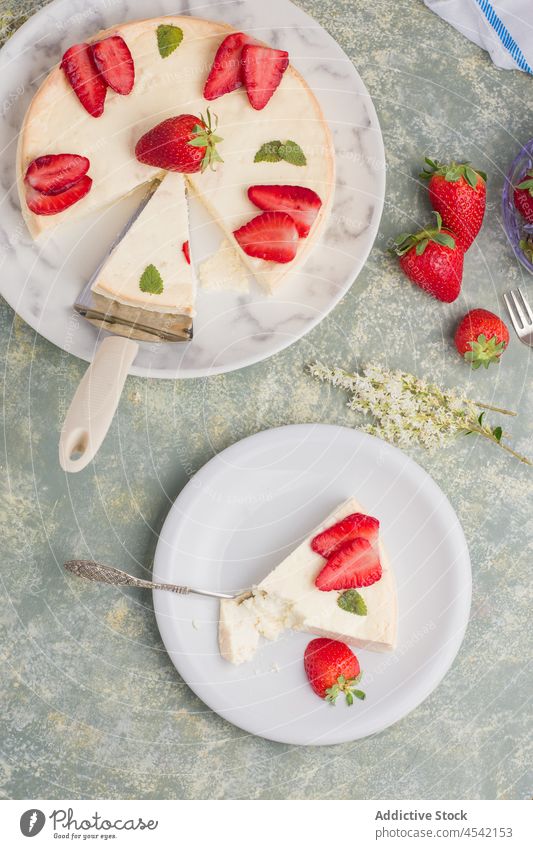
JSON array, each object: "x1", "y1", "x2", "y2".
[{"x1": 308, "y1": 362, "x2": 530, "y2": 465}]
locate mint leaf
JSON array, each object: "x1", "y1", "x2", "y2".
[
  {"x1": 157, "y1": 24, "x2": 183, "y2": 58},
  {"x1": 254, "y1": 140, "x2": 307, "y2": 165},
  {"x1": 338, "y1": 589, "x2": 367, "y2": 616},
  {"x1": 139, "y1": 264, "x2": 164, "y2": 295},
  {"x1": 254, "y1": 141, "x2": 283, "y2": 163},
  {"x1": 278, "y1": 140, "x2": 307, "y2": 166}
]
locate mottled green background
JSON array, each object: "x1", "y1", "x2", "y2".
[{"x1": 1, "y1": 0, "x2": 531, "y2": 800}]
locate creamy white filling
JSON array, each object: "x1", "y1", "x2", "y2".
[
  {"x1": 90, "y1": 171, "x2": 195, "y2": 314},
  {"x1": 242, "y1": 590, "x2": 303, "y2": 641}
]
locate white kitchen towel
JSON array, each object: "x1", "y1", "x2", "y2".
[{"x1": 424, "y1": 0, "x2": 533, "y2": 73}]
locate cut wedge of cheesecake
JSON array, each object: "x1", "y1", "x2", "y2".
[
  {"x1": 17, "y1": 16, "x2": 334, "y2": 295},
  {"x1": 90, "y1": 172, "x2": 195, "y2": 316},
  {"x1": 219, "y1": 497, "x2": 397, "y2": 665}
]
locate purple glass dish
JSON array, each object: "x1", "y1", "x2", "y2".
[{"x1": 502, "y1": 137, "x2": 533, "y2": 274}]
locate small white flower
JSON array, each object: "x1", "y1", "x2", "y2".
[{"x1": 307, "y1": 361, "x2": 527, "y2": 464}]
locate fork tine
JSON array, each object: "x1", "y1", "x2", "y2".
[
  {"x1": 504, "y1": 292, "x2": 523, "y2": 333},
  {"x1": 510, "y1": 289, "x2": 528, "y2": 327},
  {"x1": 517, "y1": 288, "x2": 533, "y2": 325}
]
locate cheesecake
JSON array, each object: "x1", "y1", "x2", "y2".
[
  {"x1": 17, "y1": 16, "x2": 334, "y2": 295},
  {"x1": 90, "y1": 172, "x2": 195, "y2": 316},
  {"x1": 219, "y1": 498, "x2": 398, "y2": 664}
]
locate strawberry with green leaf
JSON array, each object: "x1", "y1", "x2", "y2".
[
  {"x1": 304, "y1": 639, "x2": 365, "y2": 705},
  {"x1": 135, "y1": 109, "x2": 223, "y2": 173},
  {"x1": 391, "y1": 211, "x2": 463, "y2": 302},
  {"x1": 513, "y1": 169, "x2": 533, "y2": 223},
  {"x1": 420, "y1": 158, "x2": 486, "y2": 250},
  {"x1": 454, "y1": 308, "x2": 509, "y2": 369}
]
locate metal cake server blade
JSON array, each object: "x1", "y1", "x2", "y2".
[
  {"x1": 59, "y1": 180, "x2": 193, "y2": 474},
  {"x1": 74, "y1": 179, "x2": 193, "y2": 344}
]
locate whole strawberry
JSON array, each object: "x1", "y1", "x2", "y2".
[
  {"x1": 420, "y1": 158, "x2": 486, "y2": 250},
  {"x1": 135, "y1": 109, "x2": 223, "y2": 173},
  {"x1": 455, "y1": 309, "x2": 509, "y2": 369},
  {"x1": 391, "y1": 212, "x2": 463, "y2": 302},
  {"x1": 513, "y1": 169, "x2": 533, "y2": 223},
  {"x1": 304, "y1": 639, "x2": 365, "y2": 705}
]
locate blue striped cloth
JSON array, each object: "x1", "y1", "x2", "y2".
[{"x1": 424, "y1": 0, "x2": 533, "y2": 74}]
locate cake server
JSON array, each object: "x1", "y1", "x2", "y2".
[
  {"x1": 64, "y1": 560, "x2": 253, "y2": 602},
  {"x1": 59, "y1": 180, "x2": 193, "y2": 474}
]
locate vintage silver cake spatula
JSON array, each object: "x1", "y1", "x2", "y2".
[
  {"x1": 64, "y1": 560, "x2": 253, "y2": 601},
  {"x1": 59, "y1": 179, "x2": 193, "y2": 475}
]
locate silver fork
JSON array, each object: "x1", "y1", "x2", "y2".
[
  {"x1": 504, "y1": 288, "x2": 533, "y2": 346},
  {"x1": 64, "y1": 560, "x2": 253, "y2": 602}
]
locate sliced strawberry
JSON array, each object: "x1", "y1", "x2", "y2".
[
  {"x1": 92, "y1": 35, "x2": 134, "y2": 95},
  {"x1": 25, "y1": 175, "x2": 92, "y2": 215},
  {"x1": 248, "y1": 185, "x2": 322, "y2": 237},
  {"x1": 182, "y1": 240, "x2": 190, "y2": 264},
  {"x1": 61, "y1": 43, "x2": 107, "y2": 117},
  {"x1": 204, "y1": 32, "x2": 257, "y2": 100},
  {"x1": 233, "y1": 211, "x2": 298, "y2": 263},
  {"x1": 315, "y1": 537, "x2": 382, "y2": 591},
  {"x1": 311, "y1": 513, "x2": 379, "y2": 558},
  {"x1": 242, "y1": 44, "x2": 289, "y2": 110},
  {"x1": 24, "y1": 154, "x2": 90, "y2": 195}
]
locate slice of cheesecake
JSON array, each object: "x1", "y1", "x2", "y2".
[
  {"x1": 219, "y1": 497, "x2": 397, "y2": 664},
  {"x1": 90, "y1": 171, "x2": 195, "y2": 317}
]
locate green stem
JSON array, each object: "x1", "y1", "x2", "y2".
[
  {"x1": 474, "y1": 402, "x2": 517, "y2": 417},
  {"x1": 469, "y1": 426, "x2": 531, "y2": 465}
]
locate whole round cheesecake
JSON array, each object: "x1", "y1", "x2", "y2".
[{"x1": 17, "y1": 15, "x2": 335, "y2": 314}]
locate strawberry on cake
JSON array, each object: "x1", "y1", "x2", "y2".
[{"x1": 17, "y1": 15, "x2": 335, "y2": 314}]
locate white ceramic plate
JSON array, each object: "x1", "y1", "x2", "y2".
[
  {"x1": 0, "y1": 0, "x2": 385, "y2": 379},
  {"x1": 153, "y1": 424, "x2": 471, "y2": 745}
]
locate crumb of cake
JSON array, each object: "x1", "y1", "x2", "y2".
[{"x1": 198, "y1": 239, "x2": 250, "y2": 293}]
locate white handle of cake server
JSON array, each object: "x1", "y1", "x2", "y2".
[{"x1": 59, "y1": 336, "x2": 139, "y2": 473}]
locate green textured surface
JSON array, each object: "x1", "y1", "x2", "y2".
[{"x1": 1, "y1": 0, "x2": 531, "y2": 800}]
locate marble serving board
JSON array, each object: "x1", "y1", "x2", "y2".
[{"x1": 0, "y1": 0, "x2": 385, "y2": 379}]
